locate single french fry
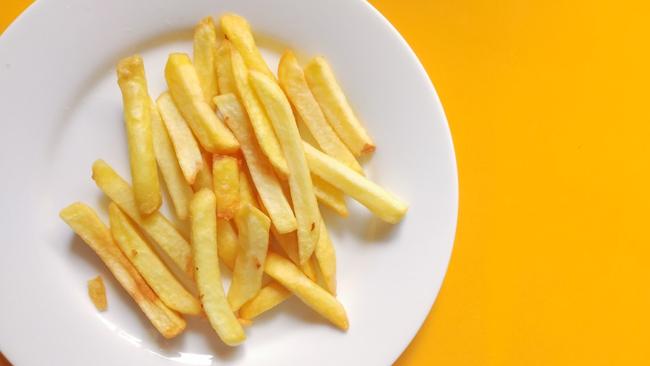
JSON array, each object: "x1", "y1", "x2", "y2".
[
  {"x1": 214, "y1": 94, "x2": 296, "y2": 233},
  {"x1": 230, "y1": 48, "x2": 289, "y2": 177},
  {"x1": 239, "y1": 281, "x2": 291, "y2": 320},
  {"x1": 215, "y1": 40, "x2": 237, "y2": 95},
  {"x1": 302, "y1": 255, "x2": 319, "y2": 283},
  {"x1": 190, "y1": 189, "x2": 246, "y2": 346},
  {"x1": 165, "y1": 53, "x2": 239, "y2": 153},
  {"x1": 303, "y1": 142, "x2": 408, "y2": 223},
  {"x1": 87, "y1": 276, "x2": 107, "y2": 311},
  {"x1": 192, "y1": 152, "x2": 213, "y2": 192},
  {"x1": 217, "y1": 219, "x2": 238, "y2": 270},
  {"x1": 238, "y1": 169, "x2": 257, "y2": 209},
  {"x1": 156, "y1": 92, "x2": 203, "y2": 184},
  {"x1": 193, "y1": 17, "x2": 219, "y2": 108},
  {"x1": 249, "y1": 71, "x2": 320, "y2": 264},
  {"x1": 228, "y1": 204, "x2": 271, "y2": 311},
  {"x1": 92, "y1": 160, "x2": 194, "y2": 278},
  {"x1": 264, "y1": 252, "x2": 348, "y2": 330},
  {"x1": 220, "y1": 13, "x2": 275, "y2": 80},
  {"x1": 151, "y1": 102, "x2": 194, "y2": 220},
  {"x1": 116, "y1": 55, "x2": 162, "y2": 215},
  {"x1": 108, "y1": 204, "x2": 201, "y2": 315},
  {"x1": 312, "y1": 174, "x2": 348, "y2": 217},
  {"x1": 60, "y1": 203, "x2": 186, "y2": 338},
  {"x1": 212, "y1": 155, "x2": 240, "y2": 220},
  {"x1": 314, "y1": 218, "x2": 336, "y2": 295},
  {"x1": 278, "y1": 51, "x2": 362, "y2": 173},
  {"x1": 304, "y1": 57, "x2": 375, "y2": 156}
]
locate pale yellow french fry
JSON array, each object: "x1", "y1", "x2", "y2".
[
  {"x1": 230, "y1": 48, "x2": 289, "y2": 177},
  {"x1": 165, "y1": 53, "x2": 239, "y2": 153},
  {"x1": 116, "y1": 55, "x2": 162, "y2": 215},
  {"x1": 238, "y1": 169, "x2": 257, "y2": 209},
  {"x1": 314, "y1": 218, "x2": 336, "y2": 295},
  {"x1": 272, "y1": 229, "x2": 299, "y2": 264},
  {"x1": 239, "y1": 281, "x2": 291, "y2": 321},
  {"x1": 151, "y1": 102, "x2": 194, "y2": 220},
  {"x1": 193, "y1": 17, "x2": 219, "y2": 108},
  {"x1": 108, "y1": 204, "x2": 201, "y2": 315},
  {"x1": 264, "y1": 252, "x2": 348, "y2": 330},
  {"x1": 212, "y1": 155, "x2": 240, "y2": 220},
  {"x1": 92, "y1": 160, "x2": 194, "y2": 278},
  {"x1": 192, "y1": 152, "x2": 213, "y2": 192},
  {"x1": 249, "y1": 71, "x2": 320, "y2": 264},
  {"x1": 214, "y1": 94, "x2": 296, "y2": 233},
  {"x1": 303, "y1": 142, "x2": 409, "y2": 223},
  {"x1": 60, "y1": 203, "x2": 186, "y2": 339},
  {"x1": 215, "y1": 40, "x2": 237, "y2": 95},
  {"x1": 312, "y1": 174, "x2": 348, "y2": 217},
  {"x1": 217, "y1": 219, "x2": 238, "y2": 270},
  {"x1": 304, "y1": 57, "x2": 375, "y2": 156},
  {"x1": 228, "y1": 204, "x2": 271, "y2": 311},
  {"x1": 279, "y1": 51, "x2": 362, "y2": 173},
  {"x1": 157, "y1": 92, "x2": 203, "y2": 184},
  {"x1": 220, "y1": 13, "x2": 275, "y2": 80},
  {"x1": 87, "y1": 276, "x2": 107, "y2": 311},
  {"x1": 302, "y1": 255, "x2": 319, "y2": 283},
  {"x1": 190, "y1": 189, "x2": 246, "y2": 346}
]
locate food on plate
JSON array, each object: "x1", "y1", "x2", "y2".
[
  {"x1": 87, "y1": 276, "x2": 107, "y2": 311},
  {"x1": 311, "y1": 174, "x2": 348, "y2": 217},
  {"x1": 215, "y1": 40, "x2": 237, "y2": 95},
  {"x1": 212, "y1": 155, "x2": 240, "y2": 220},
  {"x1": 221, "y1": 13, "x2": 275, "y2": 80},
  {"x1": 193, "y1": 17, "x2": 219, "y2": 108},
  {"x1": 116, "y1": 55, "x2": 162, "y2": 215},
  {"x1": 239, "y1": 281, "x2": 291, "y2": 321}
]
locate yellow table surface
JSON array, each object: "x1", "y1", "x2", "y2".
[{"x1": 3, "y1": 1, "x2": 650, "y2": 365}]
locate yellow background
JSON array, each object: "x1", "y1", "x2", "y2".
[{"x1": 2, "y1": 0, "x2": 650, "y2": 365}]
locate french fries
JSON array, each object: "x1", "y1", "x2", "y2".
[
  {"x1": 92, "y1": 160, "x2": 194, "y2": 278},
  {"x1": 165, "y1": 53, "x2": 239, "y2": 153},
  {"x1": 238, "y1": 169, "x2": 257, "y2": 208},
  {"x1": 230, "y1": 47, "x2": 289, "y2": 177},
  {"x1": 60, "y1": 203, "x2": 186, "y2": 338},
  {"x1": 304, "y1": 57, "x2": 375, "y2": 156},
  {"x1": 303, "y1": 142, "x2": 408, "y2": 223},
  {"x1": 228, "y1": 204, "x2": 271, "y2": 311},
  {"x1": 249, "y1": 71, "x2": 320, "y2": 264},
  {"x1": 214, "y1": 94, "x2": 296, "y2": 233},
  {"x1": 217, "y1": 219, "x2": 238, "y2": 270},
  {"x1": 239, "y1": 281, "x2": 291, "y2": 321},
  {"x1": 312, "y1": 174, "x2": 349, "y2": 217},
  {"x1": 190, "y1": 189, "x2": 246, "y2": 346},
  {"x1": 279, "y1": 51, "x2": 363, "y2": 173},
  {"x1": 116, "y1": 55, "x2": 162, "y2": 215},
  {"x1": 215, "y1": 40, "x2": 237, "y2": 95},
  {"x1": 151, "y1": 102, "x2": 194, "y2": 220},
  {"x1": 192, "y1": 152, "x2": 214, "y2": 192},
  {"x1": 212, "y1": 155, "x2": 240, "y2": 220},
  {"x1": 265, "y1": 252, "x2": 348, "y2": 330},
  {"x1": 156, "y1": 92, "x2": 203, "y2": 184},
  {"x1": 108, "y1": 204, "x2": 201, "y2": 315},
  {"x1": 220, "y1": 13, "x2": 275, "y2": 80},
  {"x1": 87, "y1": 276, "x2": 107, "y2": 311},
  {"x1": 314, "y1": 218, "x2": 337, "y2": 295},
  {"x1": 193, "y1": 17, "x2": 219, "y2": 108}
]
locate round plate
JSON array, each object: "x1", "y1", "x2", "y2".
[{"x1": 0, "y1": 0, "x2": 457, "y2": 365}]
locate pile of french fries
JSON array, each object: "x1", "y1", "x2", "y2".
[{"x1": 60, "y1": 13, "x2": 408, "y2": 344}]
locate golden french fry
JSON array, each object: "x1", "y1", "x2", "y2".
[
  {"x1": 314, "y1": 218, "x2": 336, "y2": 295},
  {"x1": 271, "y1": 229, "x2": 299, "y2": 264},
  {"x1": 87, "y1": 276, "x2": 107, "y2": 311},
  {"x1": 249, "y1": 71, "x2": 320, "y2": 264},
  {"x1": 151, "y1": 102, "x2": 194, "y2": 220},
  {"x1": 108, "y1": 204, "x2": 201, "y2": 315},
  {"x1": 215, "y1": 40, "x2": 237, "y2": 95},
  {"x1": 116, "y1": 55, "x2": 162, "y2": 215},
  {"x1": 238, "y1": 169, "x2": 257, "y2": 209},
  {"x1": 60, "y1": 203, "x2": 186, "y2": 338},
  {"x1": 193, "y1": 17, "x2": 219, "y2": 108},
  {"x1": 156, "y1": 92, "x2": 203, "y2": 184},
  {"x1": 303, "y1": 142, "x2": 408, "y2": 223},
  {"x1": 192, "y1": 152, "x2": 213, "y2": 192},
  {"x1": 230, "y1": 48, "x2": 289, "y2": 177},
  {"x1": 217, "y1": 219, "x2": 238, "y2": 270},
  {"x1": 239, "y1": 281, "x2": 291, "y2": 320},
  {"x1": 304, "y1": 57, "x2": 375, "y2": 156},
  {"x1": 302, "y1": 255, "x2": 319, "y2": 283},
  {"x1": 264, "y1": 252, "x2": 348, "y2": 330},
  {"x1": 220, "y1": 13, "x2": 275, "y2": 80},
  {"x1": 312, "y1": 174, "x2": 348, "y2": 217},
  {"x1": 212, "y1": 155, "x2": 240, "y2": 220},
  {"x1": 165, "y1": 53, "x2": 239, "y2": 153},
  {"x1": 214, "y1": 94, "x2": 296, "y2": 233},
  {"x1": 190, "y1": 189, "x2": 246, "y2": 346},
  {"x1": 92, "y1": 160, "x2": 194, "y2": 278},
  {"x1": 278, "y1": 51, "x2": 362, "y2": 173},
  {"x1": 228, "y1": 204, "x2": 271, "y2": 311}
]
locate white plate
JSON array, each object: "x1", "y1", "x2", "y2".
[{"x1": 0, "y1": 0, "x2": 457, "y2": 365}]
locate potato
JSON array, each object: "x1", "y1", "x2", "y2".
[
  {"x1": 220, "y1": 13, "x2": 275, "y2": 79},
  {"x1": 312, "y1": 174, "x2": 348, "y2": 217},
  {"x1": 239, "y1": 281, "x2": 291, "y2": 321},
  {"x1": 190, "y1": 189, "x2": 246, "y2": 346},
  {"x1": 116, "y1": 55, "x2": 162, "y2": 215},
  {"x1": 314, "y1": 218, "x2": 336, "y2": 295},
  {"x1": 212, "y1": 155, "x2": 240, "y2": 220},
  {"x1": 217, "y1": 218, "x2": 238, "y2": 270},
  {"x1": 215, "y1": 40, "x2": 237, "y2": 95},
  {"x1": 304, "y1": 57, "x2": 375, "y2": 156},
  {"x1": 238, "y1": 168, "x2": 257, "y2": 209},
  {"x1": 60, "y1": 203, "x2": 186, "y2": 338},
  {"x1": 87, "y1": 276, "x2": 107, "y2": 311},
  {"x1": 303, "y1": 142, "x2": 408, "y2": 223},
  {"x1": 192, "y1": 152, "x2": 214, "y2": 192},
  {"x1": 193, "y1": 17, "x2": 219, "y2": 108}
]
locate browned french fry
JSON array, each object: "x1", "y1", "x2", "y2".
[
  {"x1": 312, "y1": 174, "x2": 348, "y2": 217},
  {"x1": 215, "y1": 40, "x2": 237, "y2": 95},
  {"x1": 220, "y1": 13, "x2": 275, "y2": 79},
  {"x1": 212, "y1": 155, "x2": 240, "y2": 220},
  {"x1": 87, "y1": 276, "x2": 107, "y2": 311},
  {"x1": 314, "y1": 218, "x2": 336, "y2": 295},
  {"x1": 192, "y1": 152, "x2": 213, "y2": 192},
  {"x1": 193, "y1": 17, "x2": 219, "y2": 108},
  {"x1": 60, "y1": 203, "x2": 186, "y2": 338},
  {"x1": 239, "y1": 281, "x2": 291, "y2": 321}
]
